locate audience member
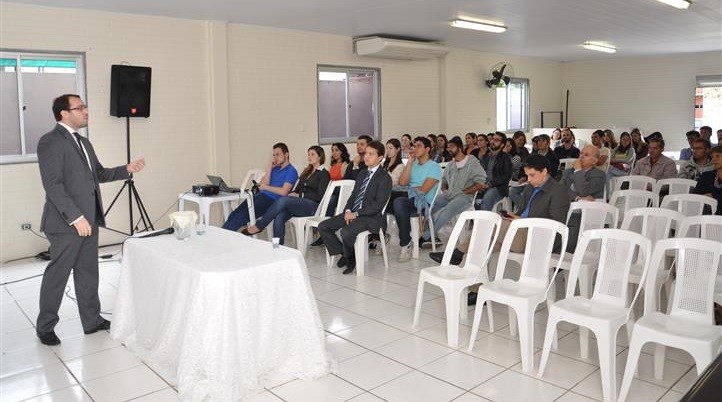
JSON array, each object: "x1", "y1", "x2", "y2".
[
  {"x1": 400, "y1": 133, "x2": 412, "y2": 159},
  {"x1": 631, "y1": 137, "x2": 677, "y2": 180},
  {"x1": 427, "y1": 134, "x2": 439, "y2": 162},
  {"x1": 590, "y1": 130, "x2": 611, "y2": 172},
  {"x1": 606, "y1": 132, "x2": 636, "y2": 194},
  {"x1": 242, "y1": 146, "x2": 330, "y2": 244},
  {"x1": 392, "y1": 136, "x2": 442, "y2": 262},
  {"x1": 532, "y1": 134, "x2": 560, "y2": 178},
  {"x1": 435, "y1": 134, "x2": 452, "y2": 162},
  {"x1": 679, "y1": 130, "x2": 700, "y2": 161},
  {"x1": 222, "y1": 143, "x2": 298, "y2": 231},
  {"x1": 699, "y1": 126, "x2": 712, "y2": 142},
  {"x1": 343, "y1": 135, "x2": 372, "y2": 180},
  {"x1": 603, "y1": 129, "x2": 618, "y2": 150},
  {"x1": 563, "y1": 145, "x2": 606, "y2": 201},
  {"x1": 717, "y1": 129, "x2": 722, "y2": 145},
  {"x1": 329, "y1": 142, "x2": 350, "y2": 181},
  {"x1": 679, "y1": 138, "x2": 713, "y2": 180},
  {"x1": 504, "y1": 138, "x2": 523, "y2": 181},
  {"x1": 383, "y1": 139, "x2": 405, "y2": 186},
  {"x1": 419, "y1": 136, "x2": 486, "y2": 247},
  {"x1": 318, "y1": 141, "x2": 392, "y2": 274},
  {"x1": 512, "y1": 131, "x2": 530, "y2": 160},
  {"x1": 477, "y1": 132, "x2": 513, "y2": 210},
  {"x1": 631, "y1": 128, "x2": 648, "y2": 161},
  {"x1": 470, "y1": 133, "x2": 489, "y2": 159},
  {"x1": 464, "y1": 132, "x2": 478, "y2": 155},
  {"x1": 554, "y1": 128, "x2": 580, "y2": 159},
  {"x1": 692, "y1": 145, "x2": 722, "y2": 215},
  {"x1": 550, "y1": 128, "x2": 562, "y2": 149}
]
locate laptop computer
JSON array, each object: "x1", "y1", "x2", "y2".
[{"x1": 206, "y1": 175, "x2": 240, "y2": 193}]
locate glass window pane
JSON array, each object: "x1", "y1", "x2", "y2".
[
  {"x1": 22, "y1": 69, "x2": 77, "y2": 154},
  {"x1": 318, "y1": 73, "x2": 348, "y2": 140},
  {"x1": 348, "y1": 73, "x2": 374, "y2": 137},
  {"x1": 0, "y1": 59, "x2": 21, "y2": 156}
]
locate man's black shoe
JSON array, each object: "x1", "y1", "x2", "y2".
[
  {"x1": 467, "y1": 291, "x2": 478, "y2": 306},
  {"x1": 336, "y1": 256, "x2": 347, "y2": 268},
  {"x1": 310, "y1": 237, "x2": 324, "y2": 247},
  {"x1": 420, "y1": 237, "x2": 443, "y2": 249},
  {"x1": 84, "y1": 319, "x2": 111, "y2": 335},
  {"x1": 429, "y1": 248, "x2": 464, "y2": 265},
  {"x1": 342, "y1": 263, "x2": 356, "y2": 275},
  {"x1": 37, "y1": 331, "x2": 61, "y2": 346}
]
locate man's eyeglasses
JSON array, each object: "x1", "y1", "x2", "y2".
[{"x1": 68, "y1": 105, "x2": 88, "y2": 112}]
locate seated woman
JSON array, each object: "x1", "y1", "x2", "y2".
[
  {"x1": 504, "y1": 138, "x2": 523, "y2": 182},
  {"x1": 329, "y1": 142, "x2": 350, "y2": 181},
  {"x1": 242, "y1": 146, "x2": 330, "y2": 245},
  {"x1": 631, "y1": 128, "x2": 648, "y2": 161},
  {"x1": 605, "y1": 131, "x2": 636, "y2": 195},
  {"x1": 435, "y1": 134, "x2": 452, "y2": 162},
  {"x1": 470, "y1": 133, "x2": 489, "y2": 160},
  {"x1": 384, "y1": 138, "x2": 405, "y2": 186},
  {"x1": 464, "y1": 132, "x2": 478, "y2": 155}
]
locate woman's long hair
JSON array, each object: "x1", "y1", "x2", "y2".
[
  {"x1": 617, "y1": 132, "x2": 632, "y2": 153},
  {"x1": 300, "y1": 146, "x2": 325, "y2": 181},
  {"x1": 383, "y1": 138, "x2": 403, "y2": 173},
  {"x1": 331, "y1": 142, "x2": 350, "y2": 165}
]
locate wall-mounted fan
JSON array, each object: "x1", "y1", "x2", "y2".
[{"x1": 485, "y1": 62, "x2": 513, "y2": 88}]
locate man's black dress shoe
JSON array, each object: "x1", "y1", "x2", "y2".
[
  {"x1": 241, "y1": 228, "x2": 252, "y2": 236},
  {"x1": 37, "y1": 331, "x2": 61, "y2": 346},
  {"x1": 84, "y1": 319, "x2": 111, "y2": 334},
  {"x1": 336, "y1": 256, "x2": 347, "y2": 268},
  {"x1": 342, "y1": 263, "x2": 356, "y2": 275},
  {"x1": 310, "y1": 237, "x2": 324, "y2": 247},
  {"x1": 429, "y1": 248, "x2": 464, "y2": 265},
  {"x1": 467, "y1": 291, "x2": 478, "y2": 306}
]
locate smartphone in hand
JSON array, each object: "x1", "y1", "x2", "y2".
[{"x1": 498, "y1": 210, "x2": 512, "y2": 219}]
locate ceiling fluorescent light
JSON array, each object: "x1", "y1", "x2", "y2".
[
  {"x1": 582, "y1": 42, "x2": 617, "y2": 53},
  {"x1": 449, "y1": 19, "x2": 507, "y2": 33},
  {"x1": 654, "y1": 0, "x2": 691, "y2": 10}
]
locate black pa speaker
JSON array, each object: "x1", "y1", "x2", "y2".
[{"x1": 110, "y1": 65, "x2": 151, "y2": 118}]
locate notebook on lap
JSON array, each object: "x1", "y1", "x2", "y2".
[{"x1": 206, "y1": 175, "x2": 240, "y2": 193}]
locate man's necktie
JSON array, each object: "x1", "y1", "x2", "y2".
[
  {"x1": 352, "y1": 170, "x2": 372, "y2": 211},
  {"x1": 73, "y1": 132, "x2": 90, "y2": 169}
]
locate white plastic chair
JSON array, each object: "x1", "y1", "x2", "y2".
[
  {"x1": 412, "y1": 211, "x2": 502, "y2": 348},
  {"x1": 410, "y1": 184, "x2": 442, "y2": 257},
  {"x1": 538, "y1": 229, "x2": 652, "y2": 402},
  {"x1": 298, "y1": 180, "x2": 355, "y2": 257},
  {"x1": 239, "y1": 169, "x2": 265, "y2": 192},
  {"x1": 613, "y1": 175, "x2": 657, "y2": 192},
  {"x1": 608, "y1": 189, "x2": 659, "y2": 224},
  {"x1": 618, "y1": 238, "x2": 722, "y2": 402},
  {"x1": 548, "y1": 201, "x2": 619, "y2": 302},
  {"x1": 468, "y1": 218, "x2": 568, "y2": 373},
  {"x1": 491, "y1": 196, "x2": 512, "y2": 213},
  {"x1": 660, "y1": 193, "x2": 718, "y2": 218},
  {"x1": 676, "y1": 215, "x2": 722, "y2": 314},
  {"x1": 558, "y1": 157, "x2": 577, "y2": 173},
  {"x1": 353, "y1": 198, "x2": 391, "y2": 276},
  {"x1": 286, "y1": 180, "x2": 344, "y2": 252},
  {"x1": 653, "y1": 178, "x2": 695, "y2": 197}
]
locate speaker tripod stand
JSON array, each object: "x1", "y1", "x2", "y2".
[{"x1": 104, "y1": 116, "x2": 154, "y2": 236}]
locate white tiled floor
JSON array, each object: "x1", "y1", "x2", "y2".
[{"x1": 0, "y1": 239, "x2": 702, "y2": 402}]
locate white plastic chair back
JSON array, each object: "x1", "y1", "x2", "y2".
[
  {"x1": 660, "y1": 193, "x2": 718, "y2": 218},
  {"x1": 653, "y1": 178, "x2": 695, "y2": 197},
  {"x1": 570, "y1": 229, "x2": 652, "y2": 310},
  {"x1": 331, "y1": 179, "x2": 356, "y2": 215},
  {"x1": 568, "y1": 200, "x2": 619, "y2": 232},
  {"x1": 441, "y1": 211, "x2": 502, "y2": 277},
  {"x1": 678, "y1": 215, "x2": 722, "y2": 240},
  {"x1": 645, "y1": 238, "x2": 722, "y2": 324},
  {"x1": 621, "y1": 207, "x2": 684, "y2": 246},
  {"x1": 558, "y1": 158, "x2": 577, "y2": 172},
  {"x1": 496, "y1": 218, "x2": 569, "y2": 289},
  {"x1": 613, "y1": 175, "x2": 656, "y2": 192},
  {"x1": 608, "y1": 189, "x2": 659, "y2": 220},
  {"x1": 313, "y1": 180, "x2": 347, "y2": 218},
  {"x1": 239, "y1": 169, "x2": 265, "y2": 191}
]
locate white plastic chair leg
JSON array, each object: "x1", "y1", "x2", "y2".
[
  {"x1": 379, "y1": 229, "x2": 389, "y2": 269},
  {"x1": 410, "y1": 216, "x2": 420, "y2": 259},
  {"x1": 460, "y1": 289, "x2": 468, "y2": 320},
  {"x1": 412, "y1": 280, "x2": 426, "y2": 329},
  {"x1": 444, "y1": 288, "x2": 462, "y2": 348},
  {"x1": 293, "y1": 221, "x2": 305, "y2": 253},
  {"x1": 618, "y1": 334, "x2": 643, "y2": 402},
  {"x1": 653, "y1": 343, "x2": 666, "y2": 380},
  {"x1": 537, "y1": 317, "x2": 559, "y2": 376},
  {"x1": 508, "y1": 306, "x2": 518, "y2": 336},
  {"x1": 354, "y1": 230, "x2": 370, "y2": 276},
  {"x1": 429, "y1": 218, "x2": 437, "y2": 252},
  {"x1": 468, "y1": 298, "x2": 495, "y2": 352},
  {"x1": 597, "y1": 327, "x2": 618, "y2": 402},
  {"x1": 517, "y1": 306, "x2": 536, "y2": 373}
]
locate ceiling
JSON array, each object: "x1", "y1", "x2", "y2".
[{"x1": 9, "y1": 0, "x2": 722, "y2": 61}]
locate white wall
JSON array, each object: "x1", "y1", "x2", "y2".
[{"x1": 562, "y1": 52, "x2": 722, "y2": 152}]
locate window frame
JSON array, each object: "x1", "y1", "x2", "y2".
[
  {"x1": 316, "y1": 65, "x2": 381, "y2": 145},
  {"x1": 1, "y1": 49, "x2": 86, "y2": 165},
  {"x1": 496, "y1": 77, "x2": 530, "y2": 134}
]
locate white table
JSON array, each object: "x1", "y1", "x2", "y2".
[
  {"x1": 178, "y1": 191, "x2": 255, "y2": 226},
  {"x1": 111, "y1": 227, "x2": 333, "y2": 401}
]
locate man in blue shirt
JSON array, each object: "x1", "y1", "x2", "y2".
[
  {"x1": 392, "y1": 136, "x2": 442, "y2": 262},
  {"x1": 222, "y1": 142, "x2": 298, "y2": 231}
]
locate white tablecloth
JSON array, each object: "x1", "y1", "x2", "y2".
[{"x1": 111, "y1": 227, "x2": 333, "y2": 401}]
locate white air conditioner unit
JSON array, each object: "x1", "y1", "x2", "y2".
[{"x1": 353, "y1": 36, "x2": 449, "y2": 60}]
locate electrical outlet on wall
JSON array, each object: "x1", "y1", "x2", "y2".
[{"x1": 21, "y1": 223, "x2": 32, "y2": 230}]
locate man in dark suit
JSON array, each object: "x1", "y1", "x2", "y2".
[
  {"x1": 36, "y1": 94, "x2": 146, "y2": 345},
  {"x1": 319, "y1": 141, "x2": 392, "y2": 274}
]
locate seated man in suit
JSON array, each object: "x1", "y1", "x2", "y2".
[
  {"x1": 318, "y1": 141, "x2": 392, "y2": 275},
  {"x1": 222, "y1": 143, "x2": 298, "y2": 231},
  {"x1": 561, "y1": 145, "x2": 606, "y2": 202}
]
